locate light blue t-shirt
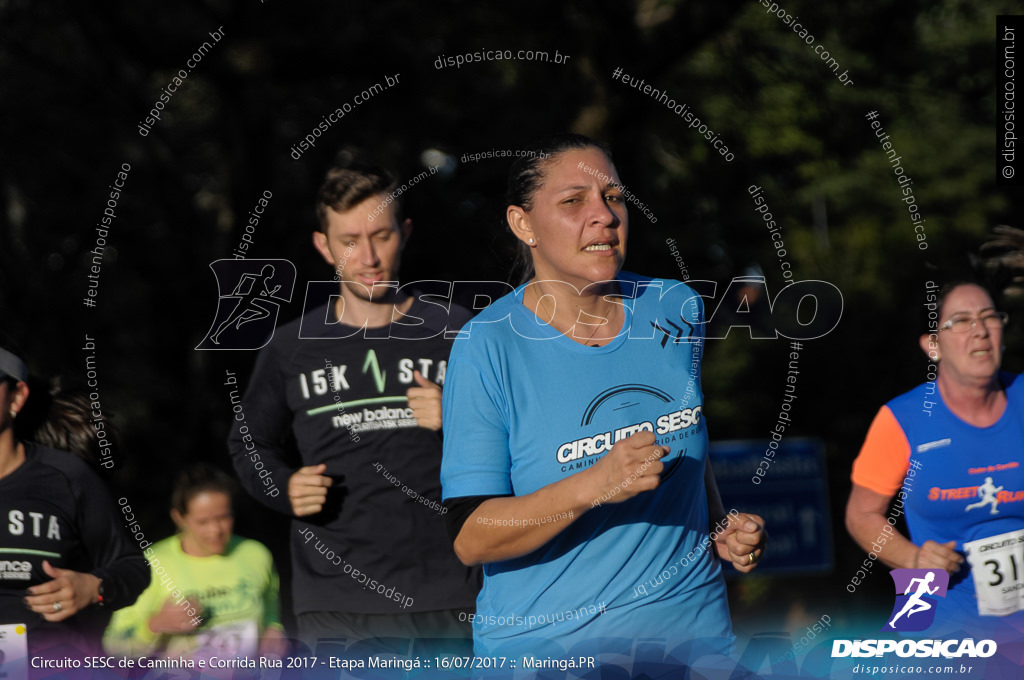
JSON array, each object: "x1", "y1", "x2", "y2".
[{"x1": 441, "y1": 272, "x2": 735, "y2": 664}]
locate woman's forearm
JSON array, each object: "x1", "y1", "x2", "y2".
[
  {"x1": 454, "y1": 472, "x2": 597, "y2": 565},
  {"x1": 846, "y1": 508, "x2": 919, "y2": 569},
  {"x1": 454, "y1": 431, "x2": 667, "y2": 565},
  {"x1": 704, "y1": 458, "x2": 728, "y2": 527}
]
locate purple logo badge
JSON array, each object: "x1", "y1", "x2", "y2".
[{"x1": 883, "y1": 569, "x2": 949, "y2": 632}]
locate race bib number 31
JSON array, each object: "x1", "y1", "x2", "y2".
[
  {"x1": 964, "y1": 528, "x2": 1024, "y2": 617},
  {"x1": 0, "y1": 623, "x2": 28, "y2": 680}
]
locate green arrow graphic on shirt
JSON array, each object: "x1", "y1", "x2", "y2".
[{"x1": 363, "y1": 349, "x2": 386, "y2": 393}]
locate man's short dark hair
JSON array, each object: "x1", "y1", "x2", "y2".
[{"x1": 315, "y1": 163, "x2": 398, "y2": 233}]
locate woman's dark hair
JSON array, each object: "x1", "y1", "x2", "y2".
[
  {"x1": 32, "y1": 380, "x2": 118, "y2": 466},
  {"x1": 11, "y1": 375, "x2": 119, "y2": 468},
  {"x1": 920, "y1": 279, "x2": 999, "y2": 335},
  {"x1": 505, "y1": 134, "x2": 612, "y2": 283},
  {"x1": 171, "y1": 463, "x2": 237, "y2": 517},
  {"x1": 937, "y1": 281, "x2": 996, "y2": 317},
  {"x1": 1, "y1": 337, "x2": 119, "y2": 468}
]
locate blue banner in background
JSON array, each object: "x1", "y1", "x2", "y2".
[{"x1": 710, "y1": 437, "x2": 833, "y2": 574}]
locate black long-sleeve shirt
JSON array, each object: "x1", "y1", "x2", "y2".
[
  {"x1": 227, "y1": 292, "x2": 479, "y2": 615},
  {"x1": 0, "y1": 442, "x2": 150, "y2": 656}
]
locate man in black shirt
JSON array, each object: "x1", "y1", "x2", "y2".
[{"x1": 226, "y1": 163, "x2": 478, "y2": 658}]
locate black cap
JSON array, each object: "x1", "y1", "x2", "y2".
[{"x1": 0, "y1": 348, "x2": 27, "y2": 383}]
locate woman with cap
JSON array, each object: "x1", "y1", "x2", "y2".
[{"x1": 0, "y1": 341, "x2": 149, "y2": 660}]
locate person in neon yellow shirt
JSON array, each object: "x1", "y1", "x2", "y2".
[{"x1": 103, "y1": 463, "x2": 286, "y2": 660}]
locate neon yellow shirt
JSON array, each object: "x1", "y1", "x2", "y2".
[{"x1": 103, "y1": 534, "x2": 281, "y2": 659}]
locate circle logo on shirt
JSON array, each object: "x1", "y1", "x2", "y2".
[{"x1": 556, "y1": 384, "x2": 703, "y2": 480}]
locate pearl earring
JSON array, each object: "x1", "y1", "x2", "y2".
[{"x1": 528, "y1": 238, "x2": 535, "y2": 244}]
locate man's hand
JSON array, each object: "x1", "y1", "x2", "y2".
[
  {"x1": 24, "y1": 561, "x2": 100, "y2": 622},
  {"x1": 586, "y1": 431, "x2": 666, "y2": 506},
  {"x1": 407, "y1": 370, "x2": 442, "y2": 431},
  {"x1": 148, "y1": 597, "x2": 204, "y2": 634},
  {"x1": 712, "y1": 512, "x2": 767, "y2": 573},
  {"x1": 915, "y1": 540, "x2": 962, "y2": 574},
  {"x1": 288, "y1": 463, "x2": 332, "y2": 516}
]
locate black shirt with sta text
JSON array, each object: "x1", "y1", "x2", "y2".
[{"x1": 0, "y1": 443, "x2": 149, "y2": 655}]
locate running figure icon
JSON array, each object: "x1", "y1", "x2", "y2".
[
  {"x1": 965, "y1": 476, "x2": 1004, "y2": 515},
  {"x1": 888, "y1": 571, "x2": 939, "y2": 628},
  {"x1": 211, "y1": 264, "x2": 284, "y2": 345}
]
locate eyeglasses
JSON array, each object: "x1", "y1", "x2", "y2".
[{"x1": 937, "y1": 312, "x2": 1009, "y2": 333}]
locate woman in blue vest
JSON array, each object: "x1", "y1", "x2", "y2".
[{"x1": 848, "y1": 281, "x2": 1024, "y2": 643}]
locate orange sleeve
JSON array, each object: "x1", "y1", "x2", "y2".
[{"x1": 850, "y1": 405, "x2": 912, "y2": 497}]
